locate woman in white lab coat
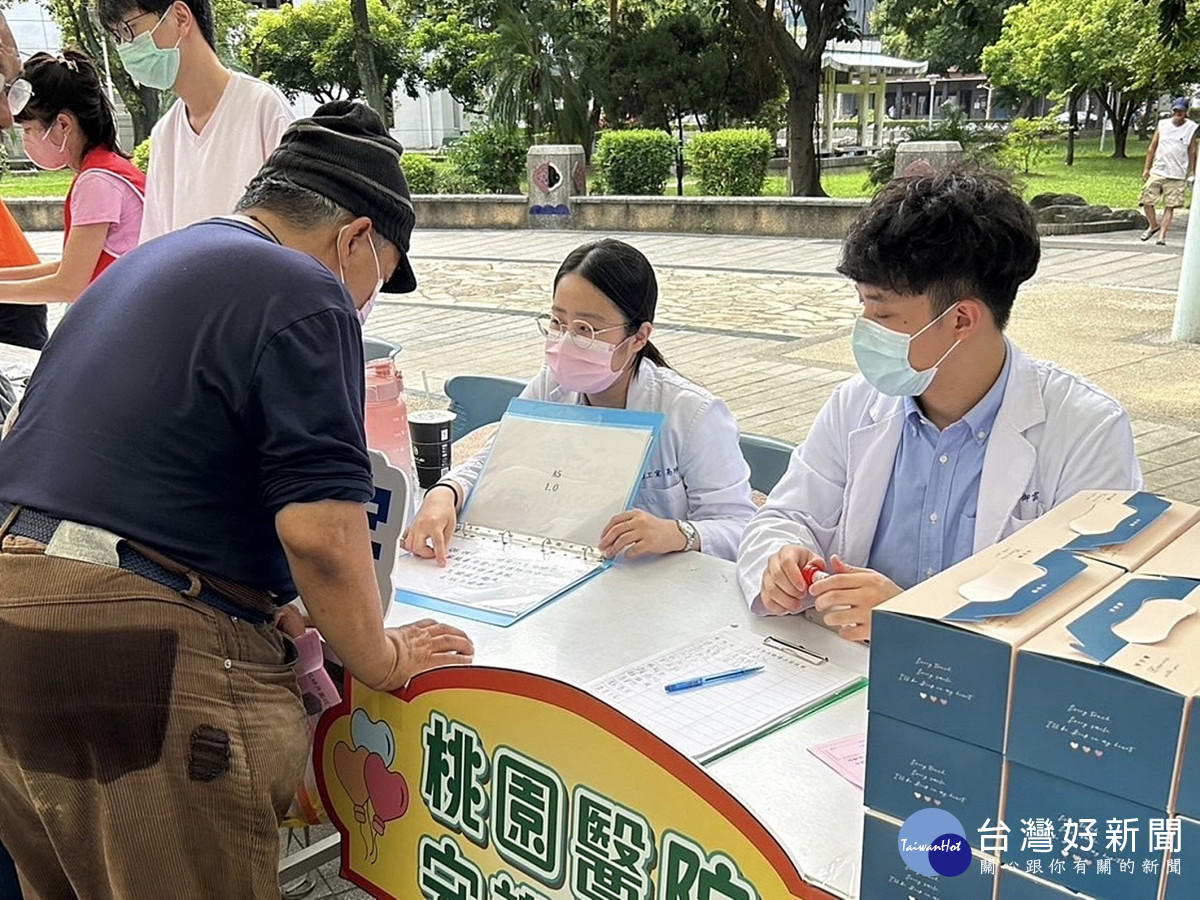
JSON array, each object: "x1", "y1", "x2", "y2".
[{"x1": 404, "y1": 238, "x2": 756, "y2": 562}]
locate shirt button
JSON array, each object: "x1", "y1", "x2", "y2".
[
  {"x1": 926, "y1": 567, "x2": 935, "y2": 577},
  {"x1": 929, "y1": 512, "x2": 939, "y2": 524},
  {"x1": 977, "y1": 430, "x2": 987, "y2": 441},
  {"x1": 939, "y1": 454, "x2": 949, "y2": 465}
]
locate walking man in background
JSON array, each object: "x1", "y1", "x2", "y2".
[{"x1": 1141, "y1": 97, "x2": 1198, "y2": 246}]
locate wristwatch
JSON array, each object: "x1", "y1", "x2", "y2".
[{"x1": 675, "y1": 519, "x2": 699, "y2": 553}]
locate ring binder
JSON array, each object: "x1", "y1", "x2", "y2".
[
  {"x1": 764, "y1": 634, "x2": 828, "y2": 665},
  {"x1": 391, "y1": 399, "x2": 664, "y2": 626},
  {"x1": 459, "y1": 523, "x2": 605, "y2": 563}
]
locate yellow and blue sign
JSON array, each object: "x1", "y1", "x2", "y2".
[{"x1": 314, "y1": 666, "x2": 836, "y2": 900}]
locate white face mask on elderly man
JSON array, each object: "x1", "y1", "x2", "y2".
[{"x1": 336, "y1": 225, "x2": 384, "y2": 326}]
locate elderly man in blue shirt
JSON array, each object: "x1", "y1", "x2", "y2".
[{"x1": 737, "y1": 167, "x2": 1141, "y2": 641}]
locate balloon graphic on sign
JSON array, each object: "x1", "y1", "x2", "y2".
[
  {"x1": 333, "y1": 741, "x2": 371, "y2": 824},
  {"x1": 364, "y1": 751, "x2": 409, "y2": 835},
  {"x1": 351, "y1": 708, "x2": 396, "y2": 768}
]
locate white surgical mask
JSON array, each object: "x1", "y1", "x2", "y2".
[
  {"x1": 851, "y1": 305, "x2": 959, "y2": 397},
  {"x1": 336, "y1": 225, "x2": 384, "y2": 325}
]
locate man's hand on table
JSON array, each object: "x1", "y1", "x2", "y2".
[
  {"x1": 374, "y1": 619, "x2": 474, "y2": 691},
  {"x1": 274, "y1": 603, "x2": 474, "y2": 691},
  {"x1": 403, "y1": 487, "x2": 458, "y2": 566},
  {"x1": 759, "y1": 544, "x2": 822, "y2": 615},
  {"x1": 808, "y1": 555, "x2": 902, "y2": 643}
]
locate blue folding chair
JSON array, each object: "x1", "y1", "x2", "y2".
[
  {"x1": 444, "y1": 375, "x2": 526, "y2": 439},
  {"x1": 739, "y1": 432, "x2": 797, "y2": 495}
]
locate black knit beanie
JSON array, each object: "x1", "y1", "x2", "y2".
[{"x1": 258, "y1": 100, "x2": 417, "y2": 293}]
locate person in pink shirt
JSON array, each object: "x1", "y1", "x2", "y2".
[{"x1": 0, "y1": 51, "x2": 145, "y2": 305}]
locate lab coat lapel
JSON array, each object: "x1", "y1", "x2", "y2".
[
  {"x1": 975, "y1": 343, "x2": 1044, "y2": 551},
  {"x1": 844, "y1": 392, "x2": 905, "y2": 562}
]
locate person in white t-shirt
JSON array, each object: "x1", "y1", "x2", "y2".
[
  {"x1": 97, "y1": 0, "x2": 295, "y2": 243},
  {"x1": 1140, "y1": 97, "x2": 1198, "y2": 246}
]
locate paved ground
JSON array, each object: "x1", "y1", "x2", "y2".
[{"x1": 24, "y1": 224, "x2": 1200, "y2": 897}]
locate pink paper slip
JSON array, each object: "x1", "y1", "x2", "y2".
[
  {"x1": 808, "y1": 733, "x2": 866, "y2": 790},
  {"x1": 293, "y1": 629, "x2": 341, "y2": 726}
]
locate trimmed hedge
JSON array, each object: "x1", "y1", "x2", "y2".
[
  {"x1": 401, "y1": 153, "x2": 438, "y2": 194},
  {"x1": 132, "y1": 138, "x2": 151, "y2": 173},
  {"x1": 446, "y1": 126, "x2": 527, "y2": 194},
  {"x1": 685, "y1": 129, "x2": 773, "y2": 196},
  {"x1": 593, "y1": 129, "x2": 676, "y2": 195}
]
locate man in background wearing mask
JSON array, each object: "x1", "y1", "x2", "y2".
[
  {"x1": 0, "y1": 102, "x2": 473, "y2": 897},
  {"x1": 96, "y1": 0, "x2": 293, "y2": 243},
  {"x1": 737, "y1": 167, "x2": 1140, "y2": 641}
]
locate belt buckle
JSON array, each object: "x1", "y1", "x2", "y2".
[{"x1": 44, "y1": 520, "x2": 122, "y2": 568}]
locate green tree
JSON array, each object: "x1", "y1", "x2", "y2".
[
  {"x1": 413, "y1": 0, "x2": 609, "y2": 151},
  {"x1": 410, "y1": 9, "x2": 493, "y2": 113},
  {"x1": 983, "y1": 0, "x2": 1200, "y2": 157},
  {"x1": 1000, "y1": 115, "x2": 1061, "y2": 172},
  {"x1": 349, "y1": 0, "x2": 385, "y2": 118},
  {"x1": 606, "y1": 11, "x2": 782, "y2": 133},
  {"x1": 242, "y1": 0, "x2": 419, "y2": 117},
  {"x1": 876, "y1": 0, "x2": 1015, "y2": 73},
  {"x1": 725, "y1": 0, "x2": 857, "y2": 196}
]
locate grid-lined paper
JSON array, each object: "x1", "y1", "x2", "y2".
[{"x1": 587, "y1": 626, "x2": 862, "y2": 762}]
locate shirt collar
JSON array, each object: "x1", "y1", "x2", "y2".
[{"x1": 903, "y1": 345, "x2": 1012, "y2": 439}]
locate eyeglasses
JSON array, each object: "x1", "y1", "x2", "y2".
[
  {"x1": 536, "y1": 313, "x2": 629, "y2": 350},
  {"x1": 5, "y1": 78, "x2": 31, "y2": 117},
  {"x1": 108, "y1": 10, "x2": 157, "y2": 45}
]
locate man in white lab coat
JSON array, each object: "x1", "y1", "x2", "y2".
[{"x1": 737, "y1": 167, "x2": 1141, "y2": 641}]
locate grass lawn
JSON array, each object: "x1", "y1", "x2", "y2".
[
  {"x1": 817, "y1": 136, "x2": 1151, "y2": 208},
  {"x1": 1, "y1": 136, "x2": 1153, "y2": 208},
  {"x1": 1007, "y1": 135, "x2": 1150, "y2": 209},
  {"x1": 0, "y1": 169, "x2": 76, "y2": 198}
]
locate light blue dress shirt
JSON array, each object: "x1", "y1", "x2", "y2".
[{"x1": 867, "y1": 349, "x2": 1012, "y2": 590}]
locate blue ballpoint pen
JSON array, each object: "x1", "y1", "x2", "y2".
[{"x1": 663, "y1": 665, "x2": 765, "y2": 693}]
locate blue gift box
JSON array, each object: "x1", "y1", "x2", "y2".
[
  {"x1": 1007, "y1": 581, "x2": 1200, "y2": 812},
  {"x1": 1161, "y1": 816, "x2": 1198, "y2": 900},
  {"x1": 870, "y1": 545, "x2": 1123, "y2": 754},
  {"x1": 1003, "y1": 763, "x2": 1167, "y2": 900},
  {"x1": 860, "y1": 810, "x2": 998, "y2": 900},
  {"x1": 871, "y1": 492, "x2": 1195, "y2": 754},
  {"x1": 865, "y1": 711, "x2": 1003, "y2": 852},
  {"x1": 1007, "y1": 526, "x2": 1200, "y2": 813}
]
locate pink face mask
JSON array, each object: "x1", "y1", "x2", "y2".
[
  {"x1": 545, "y1": 337, "x2": 631, "y2": 394},
  {"x1": 23, "y1": 121, "x2": 69, "y2": 171}
]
